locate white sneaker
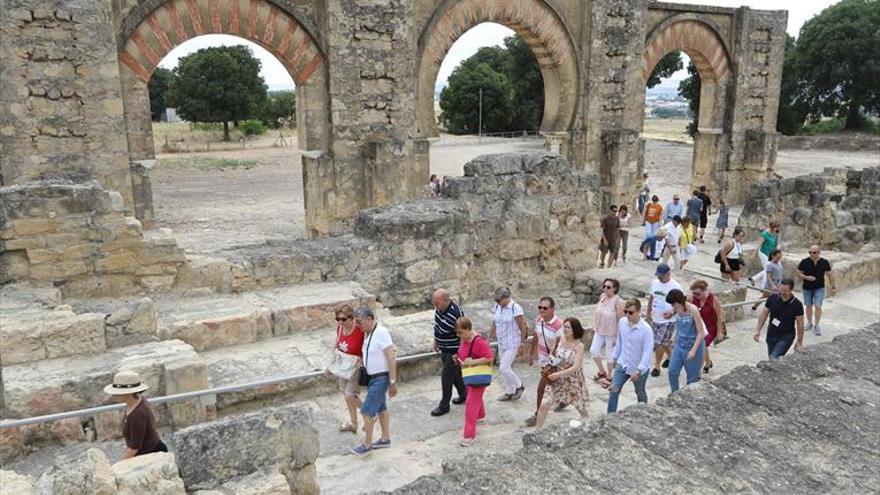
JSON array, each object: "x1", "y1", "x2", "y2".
[
  {"x1": 814, "y1": 325, "x2": 822, "y2": 336},
  {"x1": 806, "y1": 322, "x2": 814, "y2": 332}
]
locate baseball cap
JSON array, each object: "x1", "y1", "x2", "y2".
[{"x1": 655, "y1": 263, "x2": 671, "y2": 275}]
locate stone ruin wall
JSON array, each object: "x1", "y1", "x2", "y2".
[
  {"x1": 1, "y1": 0, "x2": 788, "y2": 237},
  {"x1": 739, "y1": 166, "x2": 880, "y2": 252},
  {"x1": 1, "y1": 153, "x2": 601, "y2": 307}
]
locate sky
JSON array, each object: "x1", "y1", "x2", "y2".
[{"x1": 157, "y1": 0, "x2": 838, "y2": 92}]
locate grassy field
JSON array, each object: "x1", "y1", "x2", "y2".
[
  {"x1": 642, "y1": 117, "x2": 693, "y2": 143},
  {"x1": 152, "y1": 122, "x2": 295, "y2": 153},
  {"x1": 157, "y1": 156, "x2": 258, "y2": 170}
]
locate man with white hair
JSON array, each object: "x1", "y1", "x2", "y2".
[
  {"x1": 351, "y1": 307, "x2": 398, "y2": 455},
  {"x1": 431, "y1": 288, "x2": 466, "y2": 417}
]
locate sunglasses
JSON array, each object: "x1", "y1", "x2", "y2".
[
  {"x1": 335, "y1": 317, "x2": 349, "y2": 322},
  {"x1": 809, "y1": 251, "x2": 819, "y2": 254},
  {"x1": 537, "y1": 305, "x2": 550, "y2": 310},
  {"x1": 603, "y1": 285, "x2": 613, "y2": 289},
  {"x1": 624, "y1": 309, "x2": 638, "y2": 315}
]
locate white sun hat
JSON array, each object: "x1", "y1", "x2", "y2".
[{"x1": 104, "y1": 370, "x2": 149, "y2": 395}]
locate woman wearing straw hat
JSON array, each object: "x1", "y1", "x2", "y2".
[{"x1": 105, "y1": 370, "x2": 167, "y2": 459}]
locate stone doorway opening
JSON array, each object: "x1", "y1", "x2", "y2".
[
  {"x1": 639, "y1": 16, "x2": 734, "y2": 203},
  {"x1": 144, "y1": 35, "x2": 309, "y2": 254},
  {"x1": 416, "y1": 0, "x2": 580, "y2": 174},
  {"x1": 116, "y1": 0, "x2": 331, "y2": 251},
  {"x1": 427, "y1": 22, "x2": 547, "y2": 179}
]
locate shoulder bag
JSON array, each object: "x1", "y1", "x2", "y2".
[
  {"x1": 460, "y1": 336, "x2": 493, "y2": 387},
  {"x1": 358, "y1": 329, "x2": 375, "y2": 386},
  {"x1": 327, "y1": 326, "x2": 359, "y2": 380}
]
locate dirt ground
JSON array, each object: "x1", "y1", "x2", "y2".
[{"x1": 151, "y1": 130, "x2": 879, "y2": 254}]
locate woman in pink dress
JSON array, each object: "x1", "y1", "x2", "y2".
[
  {"x1": 455, "y1": 317, "x2": 494, "y2": 447},
  {"x1": 590, "y1": 278, "x2": 624, "y2": 386},
  {"x1": 689, "y1": 279, "x2": 725, "y2": 373}
]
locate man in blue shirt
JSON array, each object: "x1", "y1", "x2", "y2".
[
  {"x1": 431, "y1": 288, "x2": 466, "y2": 416},
  {"x1": 664, "y1": 194, "x2": 684, "y2": 223},
  {"x1": 607, "y1": 298, "x2": 654, "y2": 413}
]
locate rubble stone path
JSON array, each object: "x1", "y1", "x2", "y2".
[{"x1": 312, "y1": 284, "x2": 880, "y2": 494}]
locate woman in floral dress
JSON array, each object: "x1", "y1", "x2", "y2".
[{"x1": 535, "y1": 317, "x2": 590, "y2": 428}]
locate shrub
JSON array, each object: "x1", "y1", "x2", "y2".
[{"x1": 239, "y1": 119, "x2": 267, "y2": 136}]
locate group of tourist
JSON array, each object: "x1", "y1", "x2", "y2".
[
  {"x1": 307, "y1": 244, "x2": 827, "y2": 455},
  {"x1": 632, "y1": 175, "x2": 731, "y2": 270}
]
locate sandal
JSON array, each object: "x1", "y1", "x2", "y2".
[
  {"x1": 339, "y1": 422, "x2": 357, "y2": 433},
  {"x1": 592, "y1": 372, "x2": 608, "y2": 382}
]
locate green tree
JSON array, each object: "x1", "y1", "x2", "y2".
[
  {"x1": 504, "y1": 35, "x2": 543, "y2": 130},
  {"x1": 439, "y1": 62, "x2": 514, "y2": 134},
  {"x1": 148, "y1": 67, "x2": 174, "y2": 121},
  {"x1": 795, "y1": 0, "x2": 880, "y2": 130},
  {"x1": 776, "y1": 34, "x2": 807, "y2": 135},
  {"x1": 678, "y1": 61, "x2": 700, "y2": 136},
  {"x1": 261, "y1": 90, "x2": 296, "y2": 128},
  {"x1": 646, "y1": 51, "x2": 683, "y2": 89},
  {"x1": 166, "y1": 45, "x2": 268, "y2": 140}
]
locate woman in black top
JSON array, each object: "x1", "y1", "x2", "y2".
[{"x1": 105, "y1": 370, "x2": 168, "y2": 459}]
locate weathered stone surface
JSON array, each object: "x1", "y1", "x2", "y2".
[
  {"x1": 391, "y1": 325, "x2": 880, "y2": 494},
  {"x1": 111, "y1": 452, "x2": 185, "y2": 495},
  {"x1": 35, "y1": 448, "x2": 117, "y2": 495},
  {"x1": 200, "y1": 470, "x2": 292, "y2": 495},
  {"x1": 174, "y1": 404, "x2": 319, "y2": 491},
  {"x1": 104, "y1": 297, "x2": 158, "y2": 348},
  {"x1": 741, "y1": 167, "x2": 880, "y2": 251},
  {"x1": 0, "y1": 469, "x2": 36, "y2": 495},
  {"x1": 0, "y1": 307, "x2": 106, "y2": 365}
]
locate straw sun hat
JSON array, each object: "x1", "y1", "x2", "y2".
[{"x1": 104, "y1": 370, "x2": 149, "y2": 395}]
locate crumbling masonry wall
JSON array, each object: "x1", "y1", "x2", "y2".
[
  {"x1": 739, "y1": 167, "x2": 880, "y2": 252},
  {"x1": 1, "y1": 0, "x2": 787, "y2": 237}
]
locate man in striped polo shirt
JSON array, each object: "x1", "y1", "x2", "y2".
[{"x1": 431, "y1": 288, "x2": 467, "y2": 416}]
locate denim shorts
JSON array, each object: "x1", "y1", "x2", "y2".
[
  {"x1": 803, "y1": 287, "x2": 825, "y2": 306},
  {"x1": 360, "y1": 373, "x2": 389, "y2": 418}
]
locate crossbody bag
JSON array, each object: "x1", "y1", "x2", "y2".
[{"x1": 358, "y1": 329, "x2": 375, "y2": 387}]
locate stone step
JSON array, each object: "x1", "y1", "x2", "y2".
[{"x1": 153, "y1": 282, "x2": 376, "y2": 352}]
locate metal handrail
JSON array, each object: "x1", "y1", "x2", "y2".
[{"x1": 0, "y1": 297, "x2": 762, "y2": 430}]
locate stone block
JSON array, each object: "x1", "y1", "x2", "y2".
[
  {"x1": 462, "y1": 153, "x2": 524, "y2": 176},
  {"x1": 35, "y1": 448, "x2": 117, "y2": 495},
  {"x1": 0, "y1": 470, "x2": 36, "y2": 495},
  {"x1": 0, "y1": 309, "x2": 106, "y2": 365},
  {"x1": 497, "y1": 240, "x2": 541, "y2": 260},
  {"x1": 174, "y1": 404, "x2": 319, "y2": 491},
  {"x1": 162, "y1": 310, "x2": 272, "y2": 351},
  {"x1": 95, "y1": 252, "x2": 136, "y2": 274},
  {"x1": 112, "y1": 452, "x2": 186, "y2": 495},
  {"x1": 105, "y1": 297, "x2": 158, "y2": 348},
  {"x1": 403, "y1": 259, "x2": 440, "y2": 284},
  {"x1": 11, "y1": 218, "x2": 55, "y2": 236},
  {"x1": 215, "y1": 470, "x2": 291, "y2": 495},
  {"x1": 139, "y1": 275, "x2": 177, "y2": 293},
  {"x1": 174, "y1": 256, "x2": 233, "y2": 292},
  {"x1": 163, "y1": 358, "x2": 210, "y2": 428}
]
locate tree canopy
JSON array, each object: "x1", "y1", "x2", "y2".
[
  {"x1": 438, "y1": 35, "x2": 543, "y2": 134},
  {"x1": 166, "y1": 45, "x2": 268, "y2": 140},
  {"x1": 794, "y1": 0, "x2": 880, "y2": 130},
  {"x1": 646, "y1": 51, "x2": 683, "y2": 89},
  {"x1": 261, "y1": 90, "x2": 296, "y2": 128},
  {"x1": 148, "y1": 67, "x2": 175, "y2": 122}
]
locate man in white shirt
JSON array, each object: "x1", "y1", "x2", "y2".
[
  {"x1": 351, "y1": 308, "x2": 398, "y2": 455},
  {"x1": 607, "y1": 298, "x2": 654, "y2": 413},
  {"x1": 524, "y1": 296, "x2": 564, "y2": 427},
  {"x1": 661, "y1": 216, "x2": 682, "y2": 269},
  {"x1": 647, "y1": 263, "x2": 682, "y2": 377},
  {"x1": 664, "y1": 195, "x2": 684, "y2": 223}
]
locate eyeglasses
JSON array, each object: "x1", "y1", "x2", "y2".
[
  {"x1": 624, "y1": 309, "x2": 638, "y2": 315},
  {"x1": 537, "y1": 305, "x2": 550, "y2": 310},
  {"x1": 335, "y1": 317, "x2": 349, "y2": 322}
]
